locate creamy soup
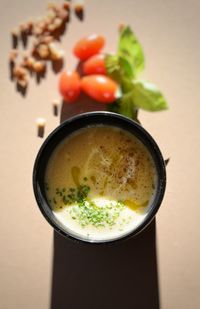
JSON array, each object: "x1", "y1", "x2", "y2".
[{"x1": 45, "y1": 126, "x2": 157, "y2": 241}]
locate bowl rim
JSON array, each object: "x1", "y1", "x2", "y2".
[{"x1": 33, "y1": 111, "x2": 166, "y2": 244}]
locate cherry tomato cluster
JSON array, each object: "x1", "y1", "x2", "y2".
[{"x1": 59, "y1": 34, "x2": 118, "y2": 104}]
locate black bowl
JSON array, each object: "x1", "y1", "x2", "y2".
[{"x1": 33, "y1": 111, "x2": 166, "y2": 244}]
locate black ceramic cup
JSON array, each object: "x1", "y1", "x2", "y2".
[{"x1": 33, "y1": 111, "x2": 166, "y2": 244}]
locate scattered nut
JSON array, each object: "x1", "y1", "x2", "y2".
[
  {"x1": 74, "y1": 0, "x2": 84, "y2": 20},
  {"x1": 33, "y1": 61, "x2": 46, "y2": 73},
  {"x1": 19, "y1": 22, "x2": 30, "y2": 35},
  {"x1": 21, "y1": 52, "x2": 30, "y2": 67},
  {"x1": 36, "y1": 117, "x2": 46, "y2": 126},
  {"x1": 47, "y1": 22, "x2": 58, "y2": 33},
  {"x1": 11, "y1": 28, "x2": 19, "y2": 38},
  {"x1": 11, "y1": 28, "x2": 19, "y2": 48},
  {"x1": 42, "y1": 35, "x2": 54, "y2": 44},
  {"x1": 13, "y1": 66, "x2": 28, "y2": 79},
  {"x1": 27, "y1": 57, "x2": 35, "y2": 69},
  {"x1": 74, "y1": 3, "x2": 84, "y2": 14},
  {"x1": 52, "y1": 99, "x2": 60, "y2": 116},
  {"x1": 58, "y1": 9, "x2": 69, "y2": 21},
  {"x1": 33, "y1": 26, "x2": 43, "y2": 36},
  {"x1": 27, "y1": 20, "x2": 34, "y2": 34},
  {"x1": 36, "y1": 117, "x2": 46, "y2": 138},
  {"x1": 49, "y1": 43, "x2": 64, "y2": 60},
  {"x1": 53, "y1": 17, "x2": 63, "y2": 29},
  {"x1": 32, "y1": 37, "x2": 39, "y2": 47},
  {"x1": 14, "y1": 65, "x2": 29, "y2": 88},
  {"x1": 38, "y1": 20, "x2": 48, "y2": 32},
  {"x1": 9, "y1": 49, "x2": 18, "y2": 62},
  {"x1": 63, "y1": 1, "x2": 71, "y2": 11},
  {"x1": 23, "y1": 56, "x2": 35, "y2": 70},
  {"x1": 46, "y1": 10, "x2": 57, "y2": 23},
  {"x1": 37, "y1": 44, "x2": 50, "y2": 59},
  {"x1": 17, "y1": 76, "x2": 29, "y2": 88}
]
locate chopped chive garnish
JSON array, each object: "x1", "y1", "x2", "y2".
[{"x1": 51, "y1": 183, "x2": 126, "y2": 229}]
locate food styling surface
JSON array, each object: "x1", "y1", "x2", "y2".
[{"x1": 0, "y1": 1, "x2": 200, "y2": 309}]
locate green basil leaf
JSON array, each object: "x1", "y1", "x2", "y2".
[
  {"x1": 120, "y1": 76, "x2": 133, "y2": 93},
  {"x1": 118, "y1": 56, "x2": 134, "y2": 79},
  {"x1": 105, "y1": 54, "x2": 134, "y2": 92},
  {"x1": 105, "y1": 54, "x2": 121, "y2": 82},
  {"x1": 118, "y1": 26, "x2": 145, "y2": 76},
  {"x1": 132, "y1": 80, "x2": 168, "y2": 111},
  {"x1": 108, "y1": 93, "x2": 138, "y2": 121}
]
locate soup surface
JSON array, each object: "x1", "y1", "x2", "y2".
[{"x1": 45, "y1": 125, "x2": 157, "y2": 241}]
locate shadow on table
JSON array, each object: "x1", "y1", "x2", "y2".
[
  {"x1": 50, "y1": 98, "x2": 160, "y2": 309},
  {"x1": 51, "y1": 220, "x2": 159, "y2": 309}
]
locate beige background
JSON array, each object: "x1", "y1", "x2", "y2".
[{"x1": 0, "y1": 0, "x2": 200, "y2": 308}]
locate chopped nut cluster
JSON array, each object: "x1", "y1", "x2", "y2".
[
  {"x1": 8, "y1": 1, "x2": 86, "y2": 138},
  {"x1": 9, "y1": 2, "x2": 71, "y2": 89}
]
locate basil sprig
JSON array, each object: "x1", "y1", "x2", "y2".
[{"x1": 105, "y1": 26, "x2": 168, "y2": 120}]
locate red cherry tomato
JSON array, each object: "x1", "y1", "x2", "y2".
[
  {"x1": 83, "y1": 54, "x2": 106, "y2": 75},
  {"x1": 81, "y1": 75, "x2": 118, "y2": 103},
  {"x1": 59, "y1": 71, "x2": 81, "y2": 103},
  {"x1": 73, "y1": 34, "x2": 105, "y2": 61}
]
